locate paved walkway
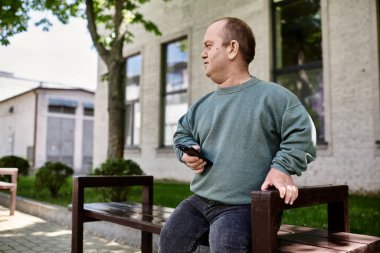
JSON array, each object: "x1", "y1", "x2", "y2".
[{"x1": 0, "y1": 205, "x2": 141, "y2": 253}]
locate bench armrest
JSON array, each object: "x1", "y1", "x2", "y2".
[
  {"x1": 72, "y1": 175, "x2": 154, "y2": 205},
  {"x1": 0, "y1": 168, "x2": 18, "y2": 184},
  {"x1": 72, "y1": 175, "x2": 154, "y2": 220},
  {"x1": 250, "y1": 185, "x2": 349, "y2": 253}
]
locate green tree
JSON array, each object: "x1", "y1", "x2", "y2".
[
  {"x1": 0, "y1": 0, "x2": 162, "y2": 158},
  {"x1": 92, "y1": 158, "x2": 144, "y2": 201},
  {"x1": 35, "y1": 161, "x2": 74, "y2": 198},
  {"x1": 0, "y1": 155, "x2": 30, "y2": 177}
]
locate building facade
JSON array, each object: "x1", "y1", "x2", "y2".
[
  {"x1": 94, "y1": 0, "x2": 380, "y2": 192},
  {"x1": 0, "y1": 76, "x2": 94, "y2": 174}
]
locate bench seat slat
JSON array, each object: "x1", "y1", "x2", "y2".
[
  {"x1": 278, "y1": 241, "x2": 346, "y2": 253},
  {"x1": 280, "y1": 224, "x2": 380, "y2": 244},
  {"x1": 0, "y1": 182, "x2": 16, "y2": 189},
  {"x1": 279, "y1": 225, "x2": 380, "y2": 253},
  {"x1": 84, "y1": 207, "x2": 166, "y2": 227},
  {"x1": 279, "y1": 232, "x2": 369, "y2": 252},
  {"x1": 84, "y1": 202, "x2": 172, "y2": 222},
  {"x1": 83, "y1": 202, "x2": 170, "y2": 234},
  {"x1": 105, "y1": 202, "x2": 174, "y2": 218},
  {"x1": 83, "y1": 208, "x2": 162, "y2": 234}
]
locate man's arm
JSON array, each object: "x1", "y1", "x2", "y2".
[
  {"x1": 173, "y1": 114, "x2": 206, "y2": 173},
  {"x1": 262, "y1": 104, "x2": 317, "y2": 204}
]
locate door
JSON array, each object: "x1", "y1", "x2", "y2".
[{"x1": 46, "y1": 117, "x2": 75, "y2": 167}]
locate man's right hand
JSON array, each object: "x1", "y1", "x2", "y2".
[{"x1": 181, "y1": 145, "x2": 207, "y2": 174}]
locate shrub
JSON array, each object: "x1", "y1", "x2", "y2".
[
  {"x1": 92, "y1": 158, "x2": 144, "y2": 201},
  {"x1": 35, "y1": 161, "x2": 74, "y2": 198},
  {"x1": 0, "y1": 155, "x2": 30, "y2": 179}
]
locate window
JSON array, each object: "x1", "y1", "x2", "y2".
[
  {"x1": 83, "y1": 102, "x2": 94, "y2": 116},
  {"x1": 48, "y1": 98, "x2": 77, "y2": 114},
  {"x1": 82, "y1": 119, "x2": 93, "y2": 173},
  {"x1": 48, "y1": 105, "x2": 75, "y2": 114},
  {"x1": 125, "y1": 54, "x2": 142, "y2": 147},
  {"x1": 272, "y1": 0, "x2": 325, "y2": 144},
  {"x1": 162, "y1": 38, "x2": 189, "y2": 146}
]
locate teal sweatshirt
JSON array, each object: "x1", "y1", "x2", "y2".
[{"x1": 173, "y1": 77, "x2": 316, "y2": 204}]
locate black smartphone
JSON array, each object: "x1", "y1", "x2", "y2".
[{"x1": 175, "y1": 144, "x2": 213, "y2": 166}]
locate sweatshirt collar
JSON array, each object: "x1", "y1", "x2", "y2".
[{"x1": 216, "y1": 77, "x2": 259, "y2": 95}]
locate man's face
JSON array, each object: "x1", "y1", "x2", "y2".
[{"x1": 201, "y1": 20, "x2": 229, "y2": 82}]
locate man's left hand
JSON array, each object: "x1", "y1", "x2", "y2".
[{"x1": 261, "y1": 168, "x2": 298, "y2": 205}]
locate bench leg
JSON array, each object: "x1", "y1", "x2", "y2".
[
  {"x1": 72, "y1": 216, "x2": 84, "y2": 253},
  {"x1": 141, "y1": 231, "x2": 152, "y2": 253},
  {"x1": 72, "y1": 177, "x2": 85, "y2": 253},
  {"x1": 251, "y1": 206, "x2": 278, "y2": 252},
  {"x1": 10, "y1": 187, "x2": 16, "y2": 215},
  {"x1": 328, "y1": 201, "x2": 349, "y2": 232}
]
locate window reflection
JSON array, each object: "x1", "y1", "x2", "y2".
[
  {"x1": 164, "y1": 93, "x2": 188, "y2": 146},
  {"x1": 163, "y1": 38, "x2": 189, "y2": 146},
  {"x1": 166, "y1": 40, "x2": 189, "y2": 92},
  {"x1": 125, "y1": 54, "x2": 142, "y2": 147},
  {"x1": 276, "y1": 68, "x2": 324, "y2": 141},
  {"x1": 126, "y1": 54, "x2": 141, "y2": 101},
  {"x1": 274, "y1": 0, "x2": 322, "y2": 69},
  {"x1": 273, "y1": 0, "x2": 325, "y2": 143},
  {"x1": 126, "y1": 102, "x2": 140, "y2": 146}
]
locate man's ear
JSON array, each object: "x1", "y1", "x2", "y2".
[{"x1": 227, "y1": 40, "x2": 239, "y2": 60}]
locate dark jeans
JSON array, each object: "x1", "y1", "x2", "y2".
[{"x1": 159, "y1": 195, "x2": 252, "y2": 253}]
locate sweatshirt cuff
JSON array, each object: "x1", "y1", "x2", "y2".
[
  {"x1": 174, "y1": 147, "x2": 185, "y2": 163},
  {"x1": 271, "y1": 163, "x2": 291, "y2": 176}
]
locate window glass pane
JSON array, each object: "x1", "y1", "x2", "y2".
[
  {"x1": 48, "y1": 105, "x2": 75, "y2": 114},
  {"x1": 125, "y1": 104, "x2": 133, "y2": 146},
  {"x1": 84, "y1": 108, "x2": 94, "y2": 116},
  {"x1": 126, "y1": 54, "x2": 141, "y2": 101},
  {"x1": 125, "y1": 102, "x2": 141, "y2": 146},
  {"x1": 48, "y1": 105, "x2": 61, "y2": 113},
  {"x1": 133, "y1": 102, "x2": 140, "y2": 146},
  {"x1": 125, "y1": 54, "x2": 141, "y2": 147},
  {"x1": 62, "y1": 106, "x2": 76, "y2": 114},
  {"x1": 276, "y1": 68, "x2": 325, "y2": 143},
  {"x1": 164, "y1": 93, "x2": 188, "y2": 146},
  {"x1": 166, "y1": 39, "x2": 189, "y2": 93},
  {"x1": 274, "y1": 0, "x2": 322, "y2": 68}
]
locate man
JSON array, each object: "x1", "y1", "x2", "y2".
[{"x1": 159, "y1": 17, "x2": 316, "y2": 253}]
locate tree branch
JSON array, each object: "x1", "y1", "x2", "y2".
[
  {"x1": 114, "y1": 0, "x2": 124, "y2": 39},
  {"x1": 85, "y1": 0, "x2": 109, "y2": 63},
  {"x1": 111, "y1": 0, "x2": 125, "y2": 61}
]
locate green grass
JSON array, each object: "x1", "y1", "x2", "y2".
[
  {"x1": 282, "y1": 195, "x2": 380, "y2": 236},
  {"x1": 14, "y1": 175, "x2": 74, "y2": 206},
  {"x1": 11, "y1": 176, "x2": 380, "y2": 237}
]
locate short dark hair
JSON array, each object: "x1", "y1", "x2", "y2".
[{"x1": 213, "y1": 17, "x2": 256, "y2": 64}]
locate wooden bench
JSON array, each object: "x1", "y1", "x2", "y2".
[
  {"x1": 71, "y1": 176, "x2": 380, "y2": 253},
  {"x1": 0, "y1": 168, "x2": 18, "y2": 215}
]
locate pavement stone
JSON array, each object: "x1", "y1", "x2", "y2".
[{"x1": 0, "y1": 205, "x2": 141, "y2": 253}]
